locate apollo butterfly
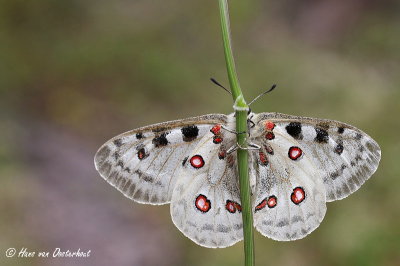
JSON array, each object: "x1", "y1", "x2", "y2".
[{"x1": 94, "y1": 111, "x2": 381, "y2": 248}]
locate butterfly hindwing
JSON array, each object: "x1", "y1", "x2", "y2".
[
  {"x1": 170, "y1": 121, "x2": 244, "y2": 248},
  {"x1": 94, "y1": 114, "x2": 228, "y2": 205},
  {"x1": 250, "y1": 129, "x2": 327, "y2": 241},
  {"x1": 253, "y1": 113, "x2": 381, "y2": 202}
]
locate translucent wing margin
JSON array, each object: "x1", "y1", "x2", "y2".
[{"x1": 94, "y1": 114, "x2": 227, "y2": 205}]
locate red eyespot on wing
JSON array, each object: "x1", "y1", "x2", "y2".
[
  {"x1": 190, "y1": 155, "x2": 205, "y2": 168},
  {"x1": 235, "y1": 202, "x2": 242, "y2": 212},
  {"x1": 265, "y1": 132, "x2": 275, "y2": 140},
  {"x1": 265, "y1": 121, "x2": 275, "y2": 131},
  {"x1": 265, "y1": 145, "x2": 274, "y2": 155},
  {"x1": 267, "y1": 196, "x2": 277, "y2": 208},
  {"x1": 195, "y1": 194, "x2": 211, "y2": 212},
  {"x1": 225, "y1": 200, "x2": 236, "y2": 213},
  {"x1": 213, "y1": 136, "x2": 223, "y2": 144},
  {"x1": 218, "y1": 150, "x2": 226, "y2": 159},
  {"x1": 291, "y1": 187, "x2": 305, "y2": 204},
  {"x1": 255, "y1": 199, "x2": 267, "y2": 212},
  {"x1": 137, "y1": 148, "x2": 146, "y2": 160},
  {"x1": 210, "y1": 124, "x2": 222, "y2": 135},
  {"x1": 256, "y1": 195, "x2": 277, "y2": 211},
  {"x1": 288, "y1": 146, "x2": 303, "y2": 160},
  {"x1": 225, "y1": 200, "x2": 241, "y2": 213},
  {"x1": 259, "y1": 151, "x2": 268, "y2": 166}
]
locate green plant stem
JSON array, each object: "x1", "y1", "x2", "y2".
[{"x1": 218, "y1": 1, "x2": 254, "y2": 265}]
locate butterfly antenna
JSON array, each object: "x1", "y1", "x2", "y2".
[
  {"x1": 248, "y1": 84, "x2": 277, "y2": 106},
  {"x1": 210, "y1": 78, "x2": 231, "y2": 95}
]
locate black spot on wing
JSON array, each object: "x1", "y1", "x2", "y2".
[
  {"x1": 113, "y1": 139, "x2": 123, "y2": 147},
  {"x1": 152, "y1": 132, "x2": 169, "y2": 147},
  {"x1": 137, "y1": 147, "x2": 148, "y2": 160},
  {"x1": 338, "y1": 127, "x2": 345, "y2": 134},
  {"x1": 355, "y1": 133, "x2": 363, "y2": 140},
  {"x1": 285, "y1": 122, "x2": 303, "y2": 140},
  {"x1": 315, "y1": 128, "x2": 329, "y2": 143},
  {"x1": 182, "y1": 156, "x2": 188, "y2": 166},
  {"x1": 329, "y1": 164, "x2": 347, "y2": 180},
  {"x1": 334, "y1": 139, "x2": 344, "y2": 155},
  {"x1": 181, "y1": 125, "x2": 199, "y2": 142},
  {"x1": 136, "y1": 133, "x2": 144, "y2": 139}
]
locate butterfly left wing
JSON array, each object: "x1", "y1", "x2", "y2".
[
  {"x1": 170, "y1": 126, "x2": 244, "y2": 248},
  {"x1": 94, "y1": 114, "x2": 227, "y2": 205}
]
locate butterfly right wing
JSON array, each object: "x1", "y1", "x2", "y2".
[
  {"x1": 253, "y1": 112, "x2": 381, "y2": 202},
  {"x1": 249, "y1": 133, "x2": 327, "y2": 241},
  {"x1": 249, "y1": 112, "x2": 380, "y2": 241},
  {"x1": 94, "y1": 114, "x2": 227, "y2": 205}
]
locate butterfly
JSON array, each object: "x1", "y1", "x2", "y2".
[{"x1": 94, "y1": 111, "x2": 381, "y2": 248}]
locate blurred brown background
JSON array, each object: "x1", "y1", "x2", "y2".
[{"x1": 0, "y1": 0, "x2": 399, "y2": 265}]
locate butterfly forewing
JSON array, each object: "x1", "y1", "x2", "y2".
[
  {"x1": 253, "y1": 113, "x2": 381, "y2": 202},
  {"x1": 94, "y1": 114, "x2": 228, "y2": 205}
]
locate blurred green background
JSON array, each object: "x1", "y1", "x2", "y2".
[{"x1": 0, "y1": 0, "x2": 399, "y2": 265}]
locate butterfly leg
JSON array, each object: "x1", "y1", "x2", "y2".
[
  {"x1": 237, "y1": 142, "x2": 261, "y2": 150},
  {"x1": 226, "y1": 144, "x2": 238, "y2": 154},
  {"x1": 247, "y1": 117, "x2": 255, "y2": 129},
  {"x1": 227, "y1": 142, "x2": 260, "y2": 154},
  {"x1": 221, "y1": 125, "x2": 246, "y2": 135}
]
